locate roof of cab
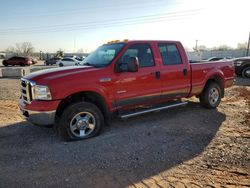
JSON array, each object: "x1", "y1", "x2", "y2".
[{"x1": 105, "y1": 39, "x2": 180, "y2": 44}]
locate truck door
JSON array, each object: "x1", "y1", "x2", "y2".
[
  {"x1": 157, "y1": 43, "x2": 191, "y2": 99},
  {"x1": 113, "y1": 43, "x2": 162, "y2": 109}
]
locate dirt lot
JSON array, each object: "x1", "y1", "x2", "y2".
[{"x1": 0, "y1": 77, "x2": 249, "y2": 188}]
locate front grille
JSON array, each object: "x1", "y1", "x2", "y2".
[{"x1": 20, "y1": 78, "x2": 33, "y2": 104}]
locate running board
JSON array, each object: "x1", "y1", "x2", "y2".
[{"x1": 120, "y1": 101, "x2": 188, "y2": 119}]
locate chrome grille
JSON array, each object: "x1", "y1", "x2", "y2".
[{"x1": 20, "y1": 78, "x2": 33, "y2": 104}]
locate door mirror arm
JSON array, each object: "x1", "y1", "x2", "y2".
[{"x1": 115, "y1": 56, "x2": 139, "y2": 73}]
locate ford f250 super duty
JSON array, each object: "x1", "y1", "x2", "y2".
[{"x1": 19, "y1": 40, "x2": 234, "y2": 141}]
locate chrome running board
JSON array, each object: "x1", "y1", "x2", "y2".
[{"x1": 120, "y1": 101, "x2": 188, "y2": 119}]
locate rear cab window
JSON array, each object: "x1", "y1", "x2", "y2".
[{"x1": 158, "y1": 43, "x2": 182, "y2": 65}]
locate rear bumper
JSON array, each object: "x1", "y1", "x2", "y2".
[{"x1": 19, "y1": 99, "x2": 56, "y2": 126}]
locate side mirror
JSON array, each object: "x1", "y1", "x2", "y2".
[{"x1": 117, "y1": 56, "x2": 139, "y2": 72}]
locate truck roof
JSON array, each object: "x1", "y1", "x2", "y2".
[{"x1": 105, "y1": 39, "x2": 181, "y2": 44}]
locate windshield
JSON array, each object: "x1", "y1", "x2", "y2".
[{"x1": 80, "y1": 43, "x2": 125, "y2": 67}]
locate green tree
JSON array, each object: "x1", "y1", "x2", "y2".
[
  {"x1": 56, "y1": 49, "x2": 64, "y2": 57},
  {"x1": 211, "y1": 45, "x2": 232, "y2": 51},
  {"x1": 197, "y1": 45, "x2": 208, "y2": 52},
  {"x1": 236, "y1": 42, "x2": 247, "y2": 50}
]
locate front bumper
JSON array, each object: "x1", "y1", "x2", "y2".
[{"x1": 19, "y1": 99, "x2": 56, "y2": 126}]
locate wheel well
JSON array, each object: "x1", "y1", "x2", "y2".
[
  {"x1": 242, "y1": 65, "x2": 250, "y2": 71},
  {"x1": 204, "y1": 75, "x2": 225, "y2": 97},
  {"x1": 56, "y1": 91, "x2": 110, "y2": 120}
]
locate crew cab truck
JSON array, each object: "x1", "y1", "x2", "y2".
[{"x1": 19, "y1": 40, "x2": 234, "y2": 141}]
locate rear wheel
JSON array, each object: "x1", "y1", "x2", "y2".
[
  {"x1": 58, "y1": 102, "x2": 104, "y2": 141},
  {"x1": 199, "y1": 82, "x2": 222, "y2": 109},
  {"x1": 59, "y1": 63, "x2": 63, "y2": 67},
  {"x1": 242, "y1": 67, "x2": 250, "y2": 78}
]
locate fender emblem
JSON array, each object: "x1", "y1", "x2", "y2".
[
  {"x1": 99, "y1": 78, "x2": 111, "y2": 82},
  {"x1": 117, "y1": 90, "x2": 127, "y2": 94}
]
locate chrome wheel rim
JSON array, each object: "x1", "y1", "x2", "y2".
[
  {"x1": 245, "y1": 69, "x2": 250, "y2": 77},
  {"x1": 209, "y1": 88, "x2": 219, "y2": 105},
  {"x1": 70, "y1": 112, "x2": 96, "y2": 138}
]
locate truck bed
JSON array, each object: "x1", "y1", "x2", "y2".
[{"x1": 189, "y1": 60, "x2": 234, "y2": 96}]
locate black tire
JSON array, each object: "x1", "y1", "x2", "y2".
[
  {"x1": 58, "y1": 102, "x2": 104, "y2": 141},
  {"x1": 242, "y1": 67, "x2": 250, "y2": 78},
  {"x1": 3, "y1": 61, "x2": 8, "y2": 66},
  {"x1": 59, "y1": 63, "x2": 63, "y2": 67},
  {"x1": 199, "y1": 82, "x2": 222, "y2": 109}
]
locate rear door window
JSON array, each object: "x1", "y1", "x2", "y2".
[{"x1": 158, "y1": 44, "x2": 182, "y2": 65}]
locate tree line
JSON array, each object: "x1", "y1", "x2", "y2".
[{"x1": 190, "y1": 42, "x2": 248, "y2": 52}]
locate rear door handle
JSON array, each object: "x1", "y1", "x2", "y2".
[
  {"x1": 150, "y1": 71, "x2": 160, "y2": 79},
  {"x1": 183, "y1": 68, "x2": 188, "y2": 76},
  {"x1": 155, "y1": 71, "x2": 160, "y2": 79}
]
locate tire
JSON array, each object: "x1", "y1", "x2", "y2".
[
  {"x1": 242, "y1": 67, "x2": 250, "y2": 78},
  {"x1": 58, "y1": 102, "x2": 104, "y2": 141},
  {"x1": 3, "y1": 61, "x2": 8, "y2": 67},
  {"x1": 199, "y1": 82, "x2": 222, "y2": 109},
  {"x1": 59, "y1": 63, "x2": 63, "y2": 67}
]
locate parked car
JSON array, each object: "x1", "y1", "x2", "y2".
[
  {"x1": 19, "y1": 40, "x2": 234, "y2": 141},
  {"x1": 31, "y1": 58, "x2": 38, "y2": 65},
  {"x1": 45, "y1": 57, "x2": 62, "y2": 65},
  {"x1": 2, "y1": 56, "x2": 33, "y2": 66},
  {"x1": 77, "y1": 56, "x2": 86, "y2": 61},
  {"x1": 234, "y1": 56, "x2": 250, "y2": 78},
  {"x1": 205, "y1": 57, "x2": 224, "y2": 61},
  {"x1": 64, "y1": 55, "x2": 77, "y2": 59},
  {"x1": 56, "y1": 57, "x2": 82, "y2": 67},
  {"x1": 0, "y1": 52, "x2": 6, "y2": 59}
]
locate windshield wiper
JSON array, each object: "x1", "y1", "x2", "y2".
[
  {"x1": 83, "y1": 62, "x2": 92, "y2": 66},
  {"x1": 83, "y1": 62, "x2": 106, "y2": 68}
]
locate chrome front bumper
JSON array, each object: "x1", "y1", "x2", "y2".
[{"x1": 19, "y1": 100, "x2": 56, "y2": 126}]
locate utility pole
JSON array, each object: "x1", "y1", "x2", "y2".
[
  {"x1": 195, "y1": 40, "x2": 198, "y2": 52},
  {"x1": 74, "y1": 38, "x2": 76, "y2": 53},
  {"x1": 247, "y1": 32, "x2": 250, "y2": 56}
]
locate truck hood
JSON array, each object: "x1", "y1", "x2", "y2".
[{"x1": 24, "y1": 66, "x2": 97, "y2": 83}]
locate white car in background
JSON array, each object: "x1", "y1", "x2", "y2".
[{"x1": 56, "y1": 57, "x2": 82, "y2": 67}]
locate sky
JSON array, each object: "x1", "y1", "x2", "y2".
[{"x1": 0, "y1": 0, "x2": 249, "y2": 53}]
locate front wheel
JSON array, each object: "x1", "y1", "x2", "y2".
[
  {"x1": 199, "y1": 82, "x2": 222, "y2": 109},
  {"x1": 59, "y1": 63, "x2": 63, "y2": 67},
  {"x1": 58, "y1": 102, "x2": 104, "y2": 141},
  {"x1": 3, "y1": 61, "x2": 8, "y2": 66},
  {"x1": 242, "y1": 67, "x2": 250, "y2": 78}
]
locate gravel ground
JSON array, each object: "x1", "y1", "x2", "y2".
[{"x1": 0, "y1": 78, "x2": 249, "y2": 188}]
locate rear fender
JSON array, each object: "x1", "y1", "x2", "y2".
[{"x1": 202, "y1": 69, "x2": 225, "y2": 97}]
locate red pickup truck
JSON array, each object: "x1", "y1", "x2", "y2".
[{"x1": 19, "y1": 40, "x2": 234, "y2": 141}]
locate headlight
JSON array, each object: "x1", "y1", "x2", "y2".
[
  {"x1": 235, "y1": 60, "x2": 243, "y2": 66},
  {"x1": 32, "y1": 85, "x2": 52, "y2": 100}
]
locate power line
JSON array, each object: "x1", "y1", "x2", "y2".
[
  {"x1": 0, "y1": 9, "x2": 201, "y2": 35},
  {"x1": 2, "y1": 0, "x2": 179, "y2": 19},
  {"x1": 3, "y1": 9, "x2": 200, "y2": 31}
]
